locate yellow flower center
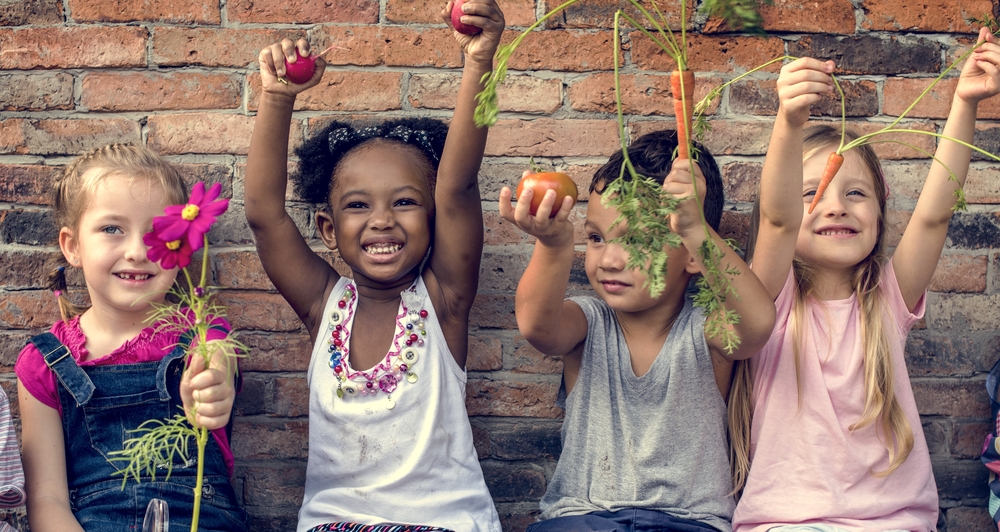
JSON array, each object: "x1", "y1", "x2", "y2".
[
  {"x1": 166, "y1": 240, "x2": 182, "y2": 250},
  {"x1": 181, "y1": 204, "x2": 200, "y2": 221}
]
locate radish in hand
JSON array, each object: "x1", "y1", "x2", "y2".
[{"x1": 451, "y1": 0, "x2": 482, "y2": 35}]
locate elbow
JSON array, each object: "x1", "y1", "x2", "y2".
[{"x1": 731, "y1": 306, "x2": 775, "y2": 361}]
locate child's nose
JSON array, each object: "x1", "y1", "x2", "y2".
[
  {"x1": 125, "y1": 233, "x2": 150, "y2": 262},
  {"x1": 369, "y1": 205, "x2": 396, "y2": 229},
  {"x1": 600, "y1": 242, "x2": 627, "y2": 270}
]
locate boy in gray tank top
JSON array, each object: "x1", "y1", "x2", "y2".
[{"x1": 497, "y1": 130, "x2": 776, "y2": 532}]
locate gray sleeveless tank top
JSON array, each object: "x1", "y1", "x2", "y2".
[{"x1": 538, "y1": 295, "x2": 735, "y2": 532}]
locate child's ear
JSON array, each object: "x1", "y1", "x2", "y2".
[
  {"x1": 316, "y1": 210, "x2": 338, "y2": 251},
  {"x1": 59, "y1": 227, "x2": 80, "y2": 267},
  {"x1": 684, "y1": 251, "x2": 702, "y2": 275}
]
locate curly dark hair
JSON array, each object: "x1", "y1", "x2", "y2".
[
  {"x1": 292, "y1": 117, "x2": 450, "y2": 205},
  {"x1": 591, "y1": 129, "x2": 724, "y2": 231}
]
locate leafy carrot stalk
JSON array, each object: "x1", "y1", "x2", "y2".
[
  {"x1": 671, "y1": 69, "x2": 695, "y2": 160},
  {"x1": 808, "y1": 151, "x2": 845, "y2": 214}
]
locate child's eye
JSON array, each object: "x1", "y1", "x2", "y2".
[
  {"x1": 102, "y1": 226, "x2": 123, "y2": 235},
  {"x1": 587, "y1": 233, "x2": 604, "y2": 244},
  {"x1": 847, "y1": 189, "x2": 866, "y2": 197},
  {"x1": 345, "y1": 202, "x2": 368, "y2": 209},
  {"x1": 395, "y1": 198, "x2": 418, "y2": 207},
  {"x1": 803, "y1": 189, "x2": 817, "y2": 198}
]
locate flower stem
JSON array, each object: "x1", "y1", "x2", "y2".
[{"x1": 190, "y1": 426, "x2": 208, "y2": 532}]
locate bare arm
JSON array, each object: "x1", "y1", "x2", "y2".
[
  {"x1": 751, "y1": 58, "x2": 835, "y2": 298},
  {"x1": 245, "y1": 39, "x2": 338, "y2": 339},
  {"x1": 426, "y1": 0, "x2": 505, "y2": 321},
  {"x1": 666, "y1": 159, "x2": 776, "y2": 362},
  {"x1": 19, "y1": 380, "x2": 85, "y2": 532},
  {"x1": 894, "y1": 28, "x2": 1000, "y2": 310}
]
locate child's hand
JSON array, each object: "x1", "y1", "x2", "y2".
[
  {"x1": 180, "y1": 341, "x2": 236, "y2": 430},
  {"x1": 776, "y1": 57, "x2": 835, "y2": 127},
  {"x1": 499, "y1": 171, "x2": 575, "y2": 247},
  {"x1": 442, "y1": 0, "x2": 505, "y2": 67},
  {"x1": 957, "y1": 27, "x2": 1000, "y2": 105},
  {"x1": 663, "y1": 158, "x2": 707, "y2": 240},
  {"x1": 258, "y1": 38, "x2": 326, "y2": 97}
]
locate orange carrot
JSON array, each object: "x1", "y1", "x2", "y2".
[
  {"x1": 808, "y1": 151, "x2": 845, "y2": 214},
  {"x1": 671, "y1": 69, "x2": 695, "y2": 160}
]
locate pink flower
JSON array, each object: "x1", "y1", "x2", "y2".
[
  {"x1": 144, "y1": 231, "x2": 193, "y2": 269},
  {"x1": 153, "y1": 182, "x2": 229, "y2": 251}
]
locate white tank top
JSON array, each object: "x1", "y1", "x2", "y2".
[{"x1": 298, "y1": 275, "x2": 501, "y2": 532}]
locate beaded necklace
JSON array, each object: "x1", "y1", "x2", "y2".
[{"x1": 326, "y1": 280, "x2": 427, "y2": 409}]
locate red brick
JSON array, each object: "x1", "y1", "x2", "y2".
[
  {"x1": 381, "y1": 27, "x2": 463, "y2": 68},
  {"x1": 632, "y1": 120, "x2": 772, "y2": 156},
  {"x1": 248, "y1": 71, "x2": 402, "y2": 112},
  {"x1": 885, "y1": 77, "x2": 1000, "y2": 120},
  {"x1": 147, "y1": 113, "x2": 301, "y2": 156},
  {"x1": 884, "y1": 209, "x2": 910, "y2": 247},
  {"x1": 912, "y1": 379, "x2": 989, "y2": 417},
  {"x1": 731, "y1": 78, "x2": 878, "y2": 118},
  {"x1": 232, "y1": 421, "x2": 309, "y2": 461},
  {"x1": 928, "y1": 254, "x2": 988, "y2": 294},
  {"x1": 466, "y1": 378, "x2": 562, "y2": 418},
  {"x1": 861, "y1": 0, "x2": 991, "y2": 33},
  {"x1": 387, "y1": 0, "x2": 536, "y2": 26},
  {"x1": 0, "y1": 118, "x2": 141, "y2": 156},
  {"x1": 509, "y1": 336, "x2": 563, "y2": 375},
  {"x1": 0, "y1": 250, "x2": 64, "y2": 289},
  {"x1": 467, "y1": 334, "x2": 503, "y2": 371},
  {"x1": 216, "y1": 291, "x2": 304, "y2": 332},
  {"x1": 478, "y1": 160, "x2": 593, "y2": 203},
  {"x1": 806, "y1": 120, "x2": 938, "y2": 161},
  {"x1": 227, "y1": 0, "x2": 377, "y2": 24},
  {"x1": 237, "y1": 332, "x2": 313, "y2": 372},
  {"x1": 547, "y1": 0, "x2": 689, "y2": 29},
  {"x1": 0, "y1": 291, "x2": 60, "y2": 328},
  {"x1": 926, "y1": 293, "x2": 1000, "y2": 332},
  {"x1": 0, "y1": 331, "x2": 33, "y2": 369},
  {"x1": 152, "y1": 27, "x2": 298, "y2": 68},
  {"x1": 81, "y1": 72, "x2": 241, "y2": 112},
  {"x1": 945, "y1": 506, "x2": 995, "y2": 532},
  {"x1": 0, "y1": 164, "x2": 58, "y2": 204},
  {"x1": 0, "y1": 26, "x2": 147, "y2": 69},
  {"x1": 759, "y1": 0, "x2": 855, "y2": 34},
  {"x1": 568, "y1": 72, "x2": 723, "y2": 116},
  {"x1": 215, "y1": 251, "x2": 277, "y2": 291},
  {"x1": 486, "y1": 118, "x2": 620, "y2": 157},
  {"x1": 409, "y1": 73, "x2": 562, "y2": 114},
  {"x1": 312, "y1": 26, "x2": 384, "y2": 67},
  {"x1": 721, "y1": 161, "x2": 760, "y2": 204},
  {"x1": 0, "y1": 0, "x2": 62, "y2": 25},
  {"x1": 633, "y1": 35, "x2": 785, "y2": 74},
  {"x1": 68, "y1": 0, "x2": 220, "y2": 23},
  {"x1": 241, "y1": 466, "x2": 306, "y2": 507},
  {"x1": 0, "y1": 72, "x2": 73, "y2": 111},
  {"x1": 952, "y1": 421, "x2": 991, "y2": 459},
  {"x1": 965, "y1": 165, "x2": 1000, "y2": 204},
  {"x1": 484, "y1": 211, "x2": 535, "y2": 245},
  {"x1": 720, "y1": 210, "x2": 751, "y2": 245},
  {"x1": 271, "y1": 376, "x2": 309, "y2": 417},
  {"x1": 470, "y1": 294, "x2": 517, "y2": 329},
  {"x1": 504, "y1": 30, "x2": 618, "y2": 72}
]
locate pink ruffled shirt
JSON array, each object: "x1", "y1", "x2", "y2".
[
  {"x1": 733, "y1": 261, "x2": 937, "y2": 532},
  {"x1": 15, "y1": 315, "x2": 236, "y2": 476}
]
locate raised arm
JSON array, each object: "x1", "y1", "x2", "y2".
[
  {"x1": 245, "y1": 39, "x2": 338, "y2": 339},
  {"x1": 751, "y1": 58, "x2": 835, "y2": 298},
  {"x1": 501, "y1": 179, "x2": 588, "y2": 359},
  {"x1": 893, "y1": 27, "x2": 1000, "y2": 310},
  {"x1": 665, "y1": 160, "x2": 776, "y2": 362},
  {"x1": 426, "y1": 0, "x2": 505, "y2": 319},
  {"x1": 19, "y1": 381, "x2": 85, "y2": 532}
]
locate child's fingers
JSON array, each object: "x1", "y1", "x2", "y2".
[
  {"x1": 295, "y1": 38, "x2": 311, "y2": 58},
  {"x1": 442, "y1": 0, "x2": 455, "y2": 26},
  {"x1": 553, "y1": 196, "x2": 575, "y2": 223},
  {"x1": 512, "y1": 186, "x2": 535, "y2": 223},
  {"x1": 259, "y1": 47, "x2": 278, "y2": 76},
  {"x1": 267, "y1": 43, "x2": 287, "y2": 78},
  {"x1": 533, "y1": 189, "x2": 558, "y2": 219},
  {"x1": 498, "y1": 186, "x2": 515, "y2": 222},
  {"x1": 280, "y1": 38, "x2": 297, "y2": 63},
  {"x1": 783, "y1": 57, "x2": 834, "y2": 75},
  {"x1": 460, "y1": 0, "x2": 504, "y2": 29}
]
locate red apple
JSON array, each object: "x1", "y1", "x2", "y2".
[
  {"x1": 451, "y1": 0, "x2": 482, "y2": 36},
  {"x1": 284, "y1": 51, "x2": 317, "y2": 85}
]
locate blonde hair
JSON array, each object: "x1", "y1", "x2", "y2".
[
  {"x1": 729, "y1": 125, "x2": 913, "y2": 496},
  {"x1": 48, "y1": 143, "x2": 188, "y2": 321}
]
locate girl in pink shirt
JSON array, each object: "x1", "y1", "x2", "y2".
[
  {"x1": 15, "y1": 144, "x2": 246, "y2": 531},
  {"x1": 731, "y1": 28, "x2": 1000, "y2": 532}
]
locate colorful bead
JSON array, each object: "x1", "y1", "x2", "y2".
[
  {"x1": 419, "y1": 310, "x2": 428, "y2": 318},
  {"x1": 338, "y1": 300, "x2": 346, "y2": 308}
]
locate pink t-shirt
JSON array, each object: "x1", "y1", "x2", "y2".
[
  {"x1": 15, "y1": 315, "x2": 236, "y2": 476},
  {"x1": 733, "y1": 261, "x2": 938, "y2": 532}
]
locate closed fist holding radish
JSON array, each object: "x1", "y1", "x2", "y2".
[
  {"x1": 442, "y1": 0, "x2": 505, "y2": 67},
  {"x1": 258, "y1": 38, "x2": 327, "y2": 96}
]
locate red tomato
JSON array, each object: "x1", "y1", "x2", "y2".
[{"x1": 516, "y1": 172, "x2": 578, "y2": 218}]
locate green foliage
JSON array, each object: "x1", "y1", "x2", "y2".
[
  {"x1": 968, "y1": 14, "x2": 999, "y2": 33},
  {"x1": 108, "y1": 415, "x2": 197, "y2": 488},
  {"x1": 701, "y1": 0, "x2": 768, "y2": 34},
  {"x1": 693, "y1": 238, "x2": 742, "y2": 354}
]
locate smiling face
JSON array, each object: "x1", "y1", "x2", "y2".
[
  {"x1": 584, "y1": 191, "x2": 694, "y2": 315},
  {"x1": 796, "y1": 145, "x2": 883, "y2": 274},
  {"x1": 61, "y1": 173, "x2": 179, "y2": 320},
  {"x1": 325, "y1": 142, "x2": 435, "y2": 288}
]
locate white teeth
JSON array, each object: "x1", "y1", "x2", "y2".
[
  {"x1": 117, "y1": 273, "x2": 150, "y2": 280},
  {"x1": 820, "y1": 229, "x2": 854, "y2": 236},
  {"x1": 364, "y1": 243, "x2": 401, "y2": 254}
]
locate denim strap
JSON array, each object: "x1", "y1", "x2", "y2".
[{"x1": 29, "y1": 333, "x2": 95, "y2": 407}]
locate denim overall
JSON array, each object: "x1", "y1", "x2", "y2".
[{"x1": 29, "y1": 332, "x2": 249, "y2": 532}]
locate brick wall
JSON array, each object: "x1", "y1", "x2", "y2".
[{"x1": 2, "y1": 0, "x2": 1000, "y2": 530}]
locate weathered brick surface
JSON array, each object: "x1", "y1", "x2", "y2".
[
  {"x1": 2, "y1": 1, "x2": 1000, "y2": 529},
  {"x1": 68, "y1": 0, "x2": 220, "y2": 23}
]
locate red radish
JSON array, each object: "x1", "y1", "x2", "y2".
[
  {"x1": 284, "y1": 51, "x2": 317, "y2": 84},
  {"x1": 451, "y1": 0, "x2": 482, "y2": 36},
  {"x1": 808, "y1": 151, "x2": 845, "y2": 214},
  {"x1": 516, "y1": 172, "x2": 578, "y2": 218},
  {"x1": 671, "y1": 69, "x2": 695, "y2": 160}
]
